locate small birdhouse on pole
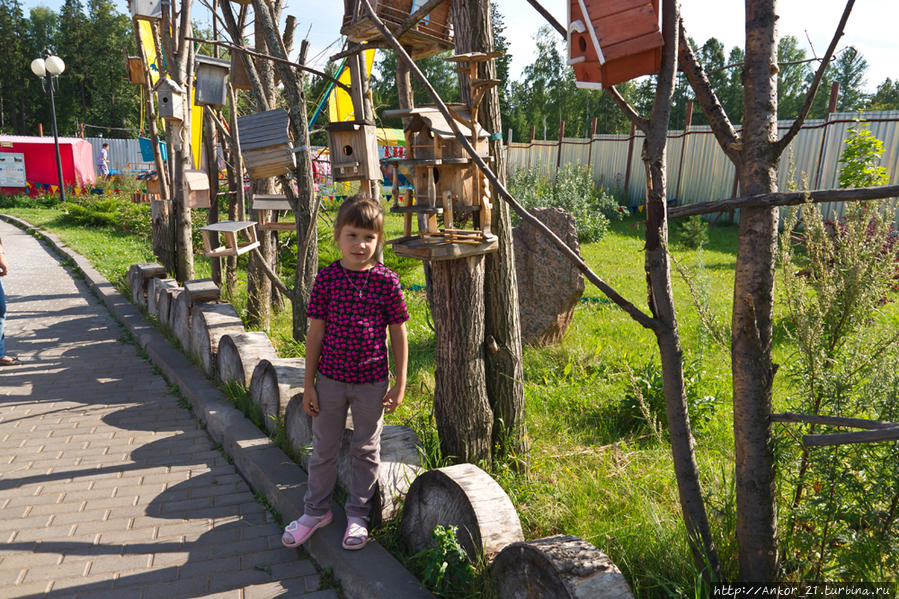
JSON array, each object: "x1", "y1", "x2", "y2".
[
  {"x1": 129, "y1": 0, "x2": 162, "y2": 21},
  {"x1": 194, "y1": 55, "x2": 231, "y2": 108},
  {"x1": 341, "y1": 0, "x2": 453, "y2": 59},
  {"x1": 153, "y1": 77, "x2": 184, "y2": 123},
  {"x1": 567, "y1": 0, "x2": 663, "y2": 89},
  {"x1": 327, "y1": 121, "x2": 380, "y2": 182}
]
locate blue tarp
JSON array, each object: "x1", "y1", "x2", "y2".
[{"x1": 138, "y1": 136, "x2": 167, "y2": 162}]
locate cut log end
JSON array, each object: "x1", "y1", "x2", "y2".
[
  {"x1": 216, "y1": 331, "x2": 278, "y2": 388},
  {"x1": 401, "y1": 463, "x2": 522, "y2": 561},
  {"x1": 493, "y1": 535, "x2": 634, "y2": 599},
  {"x1": 190, "y1": 303, "x2": 244, "y2": 377},
  {"x1": 249, "y1": 358, "x2": 305, "y2": 434}
]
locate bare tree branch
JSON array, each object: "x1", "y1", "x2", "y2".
[
  {"x1": 667, "y1": 184, "x2": 899, "y2": 219},
  {"x1": 804, "y1": 427, "x2": 899, "y2": 447},
  {"x1": 523, "y1": 0, "x2": 565, "y2": 36},
  {"x1": 678, "y1": 20, "x2": 741, "y2": 159},
  {"x1": 773, "y1": 0, "x2": 856, "y2": 156},
  {"x1": 219, "y1": 0, "x2": 270, "y2": 111},
  {"x1": 358, "y1": 0, "x2": 658, "y2": 331},
  {"x1": 606, "y1": 86, "x2": 649, "y2": 133},
  {"x1": 772, "y1": 412, "x2": 898, "y2": 430},
  {"x1": 395, "y1": 0, "x2": 449, "y2": 39},
  {"x1": 251, "y1": 247, "x2": 294, "y2": 298}
]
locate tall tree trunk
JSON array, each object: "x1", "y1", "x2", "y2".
[
  {"x1": 431, "y1": 256, "x2": 493, "y2": 464},
  {"x1": 731, "y1": 0, "x2": 780, "y2": 580},
  {"x1": 251, "y1": 1, "x2": 318, "y2": 341},
  {"x1": 245, "y1": 12, "x2": 278, "y2": 330},
  {"x1": 451, "y1": 0, "x2": 526, "y2": 462},
  {"x1": 640, "y1": 0, "x2": 722, "y2": 580},
  {"x1": 203, "y1": 109, "x2": 222, "y2": 285}
]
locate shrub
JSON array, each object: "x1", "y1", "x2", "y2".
[
  {"x1": 59, "y1": 196, "x2": 151, "y2": 237},
  {"x1": 508, "y1": 164, "x2": 621, "y2": 243},
  {"x1": 676, "y1": 215, "x2": 709, "y2": 249}
]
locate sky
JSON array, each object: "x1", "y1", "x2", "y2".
[{"x1": 22, "y1": 0, "x2": 898, "y2": 93}]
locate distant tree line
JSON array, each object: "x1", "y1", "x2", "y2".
[{"x1": 0, "y1": 0, "x2": 137, "y2": 137}]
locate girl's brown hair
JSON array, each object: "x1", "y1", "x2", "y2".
[{"x1": 333, "y1": 196, "x2": 385, "y2": 244}]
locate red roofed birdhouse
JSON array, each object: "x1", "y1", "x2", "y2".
[{"x1": 567, "y1": 0, "x2": 663, "y2": 89}]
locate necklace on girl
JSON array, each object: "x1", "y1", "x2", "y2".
[{"x1": 343, "y1": 264, "x2": 372, "y2": 299}]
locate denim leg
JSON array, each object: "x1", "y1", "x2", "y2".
[{"x1": 0, "y1": 280, "x2": 6, "y2": 359}]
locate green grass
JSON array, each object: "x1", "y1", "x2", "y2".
[{"x1": 5, "y1": 194, "x2": 897, "y2": 597}]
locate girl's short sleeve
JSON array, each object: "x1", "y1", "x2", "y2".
[
  {"x1": 384, "y1": 273, "x2": 409, "y2": 325},
  {"x1": 306, "y1": 272, "x2": 330, "y2": 321}
]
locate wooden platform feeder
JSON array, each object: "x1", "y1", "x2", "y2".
[
  {"x1": 383, "y1": 99, "x2": 497, "y2": 261},
  {"x1": 154, "y1": 77, "x2": 184, "y2": 123},
  {"x1": 194, "y1": 55, "x2": 231, "y2": 108},
  {"x1": 200, "y1": 220, "x2": 260, "y2": 258},
  {"x1": 184, "y1": 169, "x2": 211, "y2": 209},
  {"x1": 251, "y1": 194, "x2": 295, "y2": 231},
  {"x1": 327, "y1": 120, "x2": 380, "y2": 182},
  {"x1": 341, "y1": 0, "x2": 453, "y2": 60},
  {"x1": 126, "y1": 56, "x2": 145, "y2": 85},
  {"x1": 237, "y1": 109, "x2": 296, "y2": 179},
  {"x1": 567, "y1": 0, "x2": 663, "y2": 89},
  {"x1": 130, "y1": 0, "x2": 162, "y2": 21}
]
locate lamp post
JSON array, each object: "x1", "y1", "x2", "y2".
[{"x1": 30, "y1": 48, "x2": 66, "y2": 203}]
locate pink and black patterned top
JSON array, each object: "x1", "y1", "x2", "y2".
[{"x1": 307, "y1": 261, "x2": 409, "y2": 384}]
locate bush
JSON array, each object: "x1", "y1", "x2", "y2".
[
  {"x1": 508, "y1": 164, "x2": 621, "y2": 243},
  {"x1": 676, "y1": 215, "x2": 709, "y2": 249},
  {"x1": 59, "y1": 196, "x2": 151, "y2": 237}
]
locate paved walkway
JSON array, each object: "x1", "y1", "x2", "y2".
[{"x1": 0, "y1": 220, "x2": 333, "y2": 598}]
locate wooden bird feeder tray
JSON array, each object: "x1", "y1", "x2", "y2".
[
  {"x1": 200, "y1": 221, "x2": 260, "y2": 258},
  {"x1": 184, "y1": 169, "x2": 211, "y2": 209},
  {"x1": 327, "y1": 120, "x2": 381, "y2": 182},
  {"x1": 237, "y1": 109, "x2": 296, "y2": 179},
  {"x1": 130, "y1": 0, "x2": 162, "y2": 21},
  {"x1": 567, "y1": 0, "x2": 663, "y2": 89},
  {"x1": 251, "y1": 194, "x2": 295, "y2": 231},
  {"x1": 126, "y1": 56, "x2": 145, "y2": 85},
  {"x1": 341, "y1": 0, "x2": 453, "y2": 60},
  {"x1": 382, "y1": 102, "x2": 496, "y2": 262},
  {"x1": 194, "y1": 55, "x2": 231, "y2": 108}
]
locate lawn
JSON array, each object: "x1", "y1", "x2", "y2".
[{"x1": 3, "y1": 194, "x2": 896, "y2": 597}]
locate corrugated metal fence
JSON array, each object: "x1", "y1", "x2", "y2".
[{"x1": 507, "y1": 110, "x2": 899, "y2": 220}]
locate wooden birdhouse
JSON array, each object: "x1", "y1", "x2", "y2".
[
  {"x1": 567, "y1": 0, "x2": 663, "y2": 89},
  {"x1": 184, "y1": 170, "x2": 211, "y2": 209},
  {"x1": 194, "y1": 55, "x2": 231, "y2": 108},
  {"x1": 231, "y1": 53, "x2": 252, "y2": 90},
  {"x1": 130, "y1": 0, "x2": 162, "y2": 21},
  {"x1": 251, "y1": 194, "x2": 294, "y2": 231},
  {"x1": 154, "y1": 77, "x2": 184, "y2": 122},
  {"x1": 126, "y1": 56, "x2": 145, "y2": 85},
  {"x1": 327, "y1": 121, "x2": 380, "y2": 182},
  {"x1": 382, "y1": 106, "x2": 496, "y2": 261},
  {"x1": 200, "y1": 221, "x2": 260, "y2": 258},
  {"x1": 237, "y1": 109, "x2": 296, "y2": 179},
  {"x1": 341, "y1": 0, "x2": 453, "y2": 60}
]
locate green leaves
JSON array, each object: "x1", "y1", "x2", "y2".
[{"x1": 838, "y1": 116, "x2": 889, "y2": 189}]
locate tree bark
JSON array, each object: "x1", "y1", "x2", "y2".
[
  {"x1": 203, "y1": 109, "x2": 222, "y2": 285},
  {"x1": 730, "y1": 1, "x2": 780, "y2": 580},
  {"x1": 431, "y1": 257, "x2": 493, "y2": 465},
  {"x1": 639, "y1": 0, "x2": 721, "y2": 580},
  {"x1": 451, "y1": 0, "x2": 527, "y2": 463}
]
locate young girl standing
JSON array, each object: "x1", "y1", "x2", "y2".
[{"x1": 282, "y1": 197, "x2": 409, "y2": 550}]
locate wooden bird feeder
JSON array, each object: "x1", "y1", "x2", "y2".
[
  {"x1": 194, "y1": 55, "x2": 231, "y2": 108},
  {"x1": 126, "y1": 56, "x2": 145, "y2": 85},
  {"x1": 341, "y1": 0, "x2": 453, "y2": 60},
  {"x1": 154, "y1": 77, "x2": 184, "y2": 122},
  {"x1": 567, "y1": 0, "x2": 663, "y2": 89},
  {"x1": 251, "y1": 194, "x2": 295, "y2": 231},
  {"x1": 200, "y1": 221, "x2": 260, "y2": 258},
  {"x1": 184, "y1": 170, "x2": 211, "y2": 209},
  {"x1": 130, "y1": 0, "x2": 162, "y2": 21},
  {"x1": 327, "y1": 120, "x2": 380, "y2": 182},
  {"x1": 237, "y1": 109, "x2": 296, "y2": 179}
]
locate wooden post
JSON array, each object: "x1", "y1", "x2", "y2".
[
  {"x1": 132, "y1": 16, "x2": 170, "y2": 201},
  {"x1": 623, "y1": 122, "x2": 637, "y2": 203},
  {"x1": 554, "y1": 120, "x2": 565, "y2": 181},
  {"x1": 674, "y1": 101, "x2": 693, "y2": 204},
  {"x1": 585, "y1": 116, "x2": 598, "y2": 173}
]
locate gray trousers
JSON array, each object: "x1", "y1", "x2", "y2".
[{"x1": 304, "y1": 373, "x2": 387, "y2": 519}]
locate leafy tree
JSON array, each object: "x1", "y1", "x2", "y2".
[
  {"x1": 777, "y1": 35, "x2": 812, "y2": 119},
  {"x1": 719, "y1": 46, "x2": 745, "y2": 124},
  {"x1": 866, "y1": 78, "x2": 899, "y2": 111},
  {"x1": 808, "y1": 46, "x2": 869, "y2": 118},
  {"x1": 0, "y1": 0, "x2": 27, "y2": 133}
]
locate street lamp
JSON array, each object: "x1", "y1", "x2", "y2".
[{"x1": 30, "y1": 48, "x2": 66, "y2": 203}]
